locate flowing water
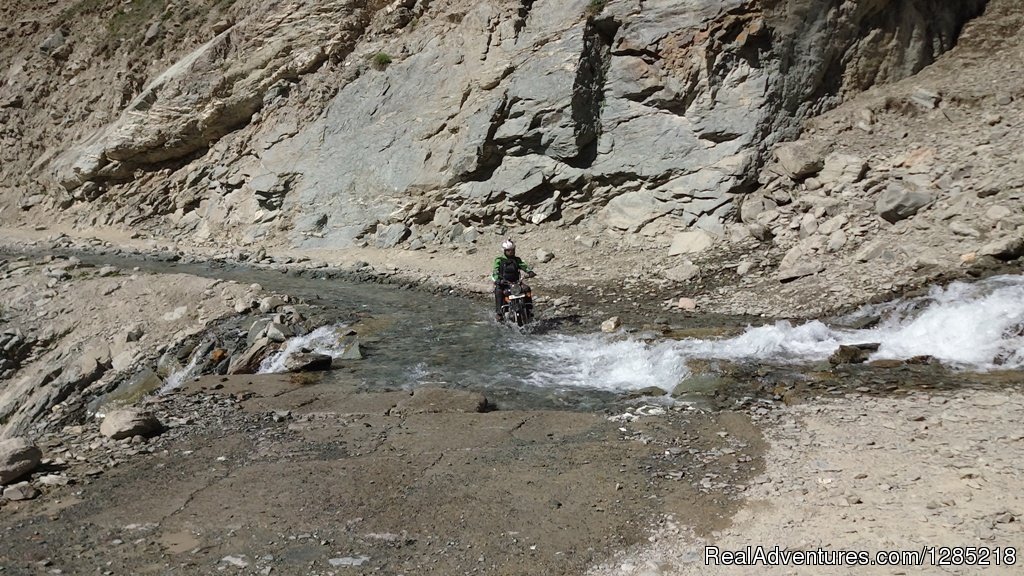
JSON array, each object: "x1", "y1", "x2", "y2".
[
  {"x1": 63, "y1": 253, "x2": 1024, "y2": 411},
  {"x1": 256, "y1": 273, "x2": 1024, "y2": 410}
]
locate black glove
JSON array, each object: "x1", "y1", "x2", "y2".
[{"x1": 527, "y1": 270, "x2": 536, "y2": 278}]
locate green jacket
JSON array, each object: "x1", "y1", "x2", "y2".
[{"x1": 492, "y1": 255, "x2": 532, "y2": 283}]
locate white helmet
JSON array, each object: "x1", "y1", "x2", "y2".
[{"x1": 502, "y1": 238, "x2": 515, "y2": 251}]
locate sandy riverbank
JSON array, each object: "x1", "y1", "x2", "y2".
[{"x1": 592, "y1": 386, "x2": 1024, "y2": 576}]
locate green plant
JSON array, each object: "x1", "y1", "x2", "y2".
[
  {"x1": 586, "y1": 0, "x2": 607, "y2": 16},
  {"x1": 371, "y1": 52, "x2": 393, "y2": 70}
]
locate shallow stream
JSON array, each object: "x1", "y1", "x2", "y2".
[{"x1": 68, "y1": 253, "x2": 1024, "y2": 412}]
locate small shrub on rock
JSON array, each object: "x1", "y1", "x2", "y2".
[{"x1": 371, "y1": 52, "x2": 392, "y2": 70}]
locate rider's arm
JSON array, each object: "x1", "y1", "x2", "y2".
[
  {"x1": 517, "y1": 257, "x2": 532, "y2": 273},
  {"x1": 491, "y1": 257, "x2": 502, "y2": 282}
]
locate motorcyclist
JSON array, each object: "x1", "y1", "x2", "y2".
[{"x1": 492, "y1": 238, "x2": 535, "y2": 321}]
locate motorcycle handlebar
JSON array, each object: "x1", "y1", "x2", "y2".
[{"x1": 494, "y1": 274, "x2": 537, "y2": 284}]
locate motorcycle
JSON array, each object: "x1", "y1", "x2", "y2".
[{"x1": 499, "y1": 280, "x2": 535, "y2": 327}]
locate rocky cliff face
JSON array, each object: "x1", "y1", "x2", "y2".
[{"x1": 0, "y1": 0, "x2": 990, "y2": 252}]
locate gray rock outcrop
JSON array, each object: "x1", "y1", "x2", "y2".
[{"x1": 1, "y1": 0, "x2": 987, "y2": 252}]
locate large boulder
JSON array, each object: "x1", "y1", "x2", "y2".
[
  {"x1": 0, "y1": 438, "x2": 42, "y2": 485},
  {"x1": 375, "y1": 223, "x2": 410, "y2": 248},
  {"x1": 875, "y1": 182, "x2": 935, "y2": 223},
  {"x1": 775, "y1": 142, "x2": 824, "y2": 180},
  {"x1": 100, "y1": 409, "x2": 163, "y2": 440},
  {"x1": 819, "y1": 153, "x2": 867, "y2": 187}
]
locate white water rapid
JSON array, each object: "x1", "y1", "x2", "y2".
[{"x1": 259, "y1": 275, "x2": 1024, "y2": 394}]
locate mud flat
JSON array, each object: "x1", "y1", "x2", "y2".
[{"x1": 0, "y1": 372, "x2": 765, "y2": 575}]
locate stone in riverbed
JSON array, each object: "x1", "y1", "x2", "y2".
[
  {"x1": 624, "y1": 386, "x2": 668, "y2": 399},
  {"x1": 100, "y1": 408, "x2": 163, "y2": 440},
  {"x1": 0, "y1": 437, "x2": 42, "y2": 485},
  {"x1": 601, "y1": 317, "x2": 621, "y2": 333},
  {"x1": 259, "y1": 296, "x2": 286, "y2": 313},
  {"x1": 332, "y1": 333, "x2": 363, "y2": 363},
  {"x1": 829, "y1": 343, "x2": 879, "y2": 365},
  {"x1": 282, "y1": 352, "x2": 333, "y2": 373},
  {"x1": 228, "y1": 337, "x2": 277, "y2": 374},
  {"x1": 264, "y1": 323, "x2": 293, "y2": 343}
]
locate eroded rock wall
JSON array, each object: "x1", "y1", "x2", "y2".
[{"x1": 0, "y1": 0, "x2": 989, "y2": 250}]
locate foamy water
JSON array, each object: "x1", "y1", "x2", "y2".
[
  {"x1": 862, "y1": 276, "x2": 1024, "y2": 367},
  {"x1": 675, "y1": 275, "x2": 1024, "y2": 370},
  {"x1": 159, "y1": 346, "x2": 206, "y2": 394},
  {"x1": 512, "y1": 275, "x2": 1024, "y2": 391},
  {"x1": 258, "y1": 325, "x2": 352, "y2": 373},
  {"x1": 255, "y1": 276, "x2": 1024, "y2": 393},
  {"x1": 513, "y1": 335, "x2": 690, "y2": 392}
]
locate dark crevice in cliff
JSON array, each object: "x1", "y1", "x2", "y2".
[
  {"x1": 513, "y1": 0, "x2": 536, "y2": 37},
  {"x1": 566, "y1": 15, "x2": 618, "y2": 170},
  {"x1": 462, "y1": 94, "x2": 512, "y2": 183}
]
